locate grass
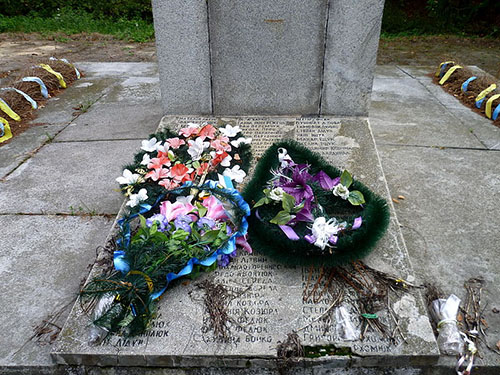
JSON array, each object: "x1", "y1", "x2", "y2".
[{"x1": 0, "y1": 8, "x2": 154, "y2": 42}]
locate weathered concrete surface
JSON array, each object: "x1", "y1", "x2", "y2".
[
  {"x1": 209, "y1": 0, "x2": 326, "y2": 115},
  {"x1": 369, "y1": 65, "x2": 500, "y2": 374},
  {"x1": 152, "y1": 0, "x2": 212, "y2": 114},
  {"x1": 0, "y1": 123, "x2": 66, "y2": 178},
  {"x1": 0, "y1": 140, "x2": 141, "y2": 215},
  {"x1": 0, "y1": 215, "x2": 112, "y2": 371},
  {"x1": 55, "y1": 102, "x2": 163, "y2": 142},
  {"x1": 53, "y1": 116, "x2": 438, "y2": 369},
  {"x1": 321, "y1": 0, "x2": 385, "y2": 116}
]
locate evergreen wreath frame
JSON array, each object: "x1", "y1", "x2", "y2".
[{"x1": 243, "y1": 140, "x2": 390, "y2": 267}]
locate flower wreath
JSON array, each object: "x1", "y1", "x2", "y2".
[
  {"x1": 81, "y1": 181, "x2": 251, "y2": 337},
  {"x1": 116, "y1": 122, "x2": 252, "y2": 207},
  {"x1": 243, "y1": 140, "x2": 390, "y2": 267}
]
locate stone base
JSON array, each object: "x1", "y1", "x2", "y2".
[{"x1": 52, "y1": 116, "x2": 439, "y2": 369}]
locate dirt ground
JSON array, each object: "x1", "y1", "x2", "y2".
[{"x1": 0, "y1": 32, "x2": 499, "y2": 79}]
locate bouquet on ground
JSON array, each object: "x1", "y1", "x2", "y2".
[
  {"x1": 243, "y1": 140, "x2": 389, "y2": 267},
  {"x1": 116, "y1": 122, "x2": 252, "y2": 205},
  {"x1": 81, "y1": 182, "x2": 251, "y2": 338}
]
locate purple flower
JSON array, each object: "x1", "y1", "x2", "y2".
[
  {"x1": 146, "y1": 214, "x2": 170, "y2": 232},
  {"x1": 281, "y1": 164, "x2": 314, "y2": 203},
  {"x1": 197, "y1": 217, "x2": 216, "y2": 230},
  {"x1": 217, "y1": 250, "x2": 237, "y2": 268},
  {"x1": 174, "y1": 214, "x2": 193, "y2": 233}
]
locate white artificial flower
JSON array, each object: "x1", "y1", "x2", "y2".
[
  {"x1": 140, "y1": 154, "x2": 151, "y2": 165},
  {"x1": 223, "y1": 165, "x2": 247, "y2": 183},
  {"x1": 332, "y1": 183, "x2": 350, "y2": 200},
  {"x1": 187, "y1": 137, "x2": 210, "y2": 160},
  {"x1": 230, "y1": 137, "x2": 252, "y2": 148},
  {"x1": 310, "y1": 217, "x2": 341, "y2": 250},
  {"x1": 156, "y1": 141, "x2": 169, "y2": 153},
  {"x1": 220, "y1": 154, "x2": 232, "y2": 167},
  {"x1": 176, "y1": 195, "x2": 194, "y2": 205},
  {"x1": 116, "y1": 169, "x2": 140, "y2": 185},
  {"x1": 141, "y1": 137, "x2": 161, "y2": 152},
  {"x1": 126, "y1": 188, "x2": 148, "y2": 207},
  {"x1": 269, "y1": 187, "x2": 285, "y2": 202},
  {"x1": 220, "y1": 124, "x2": 241, "y2": 138}
]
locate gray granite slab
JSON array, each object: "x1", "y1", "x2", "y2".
[
  {"x1": 0, "y1": 140, "x2": 141, "y2": 215},
  {"x1": 209, "y1": 0, "x2": 327, "y2": 115},
  {"x1": 377, "y1": 145, "x2": 500, "y2": 368},
  {"x1": 53, "y1": 116, "x2": 438, "y2": 368},
  {"x1": 321, "y1": 0, "x2": 385, "y2": 116},
  {"x1": 0, "y1": 215, "x2": 112, "y2": 368},
  {"x1": 55, "y1": 102, "x2": 162, "y2": 142},
  {"x1": 152, "y1": 0, "x2": 212, "y2": 114},
  {"x1": 0, "y1": 123, "x2": 66, "y2": 178}
]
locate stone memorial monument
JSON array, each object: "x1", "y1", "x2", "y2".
[
  {"x1": 53, "y1": 1, "x2": 441, "y2": 373},
  {"x1": 151, "y1": 0, "x2": 385, "y2": 116}
]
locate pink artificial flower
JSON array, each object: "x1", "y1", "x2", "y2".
[
  {"x1": 236, "y1": 234, "x2": 253, "y2": 254},
  {"x1": 198, "y1": 124, "x2": 217, "y2": 140},
  {"x1": 158, "y1": 179, "x2": 179, "y2": 190},
  {"x1": 170, "y1": 163, "x2": 193, "y2": 182},
  {"x1": 145, "y1": 168, "x2": 169, "y2": 181},
  {"x1": 211, "y1": 151, "x2": 229, "y2": 167},
  {"x1": 211, "y1": 138, "x2": 232, "y2": 152},
  {"x1": 160, "y1": 200, "x2": 195, "y2": 222},
  {"x1": 167, "y1": 137, "x2": 186, "y2": 149},
  {"x1": 147, "y1": 156, "x2": 170, "y2": 170},
  {"x1": 179, "y1": 124, "x2": 200, "y2": 138},
  {"x1": 202, "y1": 195, "x2": 228, "y2": 221}
]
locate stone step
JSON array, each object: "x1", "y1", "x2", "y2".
[{"x1": 52, "y1": 116, "x2": 439, "y2": 371}]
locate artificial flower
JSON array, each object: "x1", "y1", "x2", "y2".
[
  {"x1": 141, "y1": 137, "x2": 161, "y2": 152},
  {"x1": 158, "y1": 179, "x2": 179, "y2": 190},
  {"x1": 146, "y1": 214, "x2": 169, "y2": 232},
  {"x1": 220, "y1": 154, "x2": 232, "y2": 167},
  {"x1": 179, "y1": 123, "x2": 200, "y2": 137},
  {"x1": 332, "y1": 183, "x2": 350, "y2": 200},
  {"x1": 126, "y1": 188, "x2": 148, "y2": 207},
  {"x1": 211, "y1": 151, "x2": 229, "y2": 167},
  {"x1": 147, "y1": 155, "x2": 171, "y2": 170},
  {"x1": 140, "y1": 154, "x2": 151, "y2": 166},
  {"x1": 170, "y1": 163, "x2": 193, "y2": 182},
  {"x1": 176, "y1": 195, "x2": 194, "y2": 205},
  {"x1": 219, "y1": 124, "x2": 241, "y2": 138},
  {"x1": 187, "y1": 137, "x2": 210, "y2": 160},
  {"x1": 269, "y1": 187, "x2": 285, "y2": 202},
  {"x1": 167, "y1": 137, "x2": 186, "y2": 149},
  {"x1": 202, "y1": 195, "x2": 228, "y2": 221},
  {"x1": 211, "y1": 138, "x2": 232, "y2": 152},
  {"x1": 196, "y1": 162, "x2": 210, "y2": 176},
  {"x1": 310, "y1": 217, "x2": 341, "y2": 250},
  {"x1": 155, "y1": 142, "x2": 170, "y2": 153},
  {"x1": 145, "y1": 168, "x2": 169, "y2": 181},
  {"x1": 174, "y1": 214, "x2": 194, "y2": 233},
  {"x1": 198, "y1": 124, "x2": 217, "y2": 140},
  {"x1": 230, "y1": 137, "x2": 252, "y2": 148},
  {"x1": 223, "y1": 165, "x2": 246, "y2": 183},
  {"x1": 116, "y1": 169, "x2": 140, "y2": 185},
  {"x1": 160, "y1": 200, "x2": 195, "y2": 222}
]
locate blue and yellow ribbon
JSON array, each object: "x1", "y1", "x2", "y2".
[
  {"x1": 0, "y1": 87, "x2": 37, "y2": 109},
  {"x1": 21, "y1": 77, "x2": 49, "y2": 98},
  {"x1": 38, "y1": 64, "x2": 67, "y2": 88},
  {"x1": 0, "y1": 117, "x2": 12, "y2": 143}
]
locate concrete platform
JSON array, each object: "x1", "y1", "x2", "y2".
[{"x1": 0, "y1": 63, "x2": 499, "y2": 374}]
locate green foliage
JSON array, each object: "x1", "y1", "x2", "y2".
[
  {"x1": 0, "y1": 7, "x2": 154, "y2": 42},
  {"x1": 382, "y1": 0, "x2": 500, "y2": 37}
]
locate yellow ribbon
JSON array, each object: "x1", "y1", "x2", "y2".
[
  {"x1": 128, "y1": 270, "x2": 154, "y2": 292},
  {"x1": 476, "y1": 84, "x2": 497, "y2": 103},
  {"x1": 0, "y1": 98, "x2": 20, "y2": 121},
  {"x1": 38, "y1": 64, "x2": 67, "y2": 88},
  {"x1": 0, "y1": 117, "x2": 12, "y2": 143},
  {"x1": 435, "y1": 61, "x2": 454, "y2": 77},
  {"x1": 439, "y1": 65, "x2": 462, "y2": 85},
  {"x1": 485, "y1": 94, "x2": 500, "y2": 119}
]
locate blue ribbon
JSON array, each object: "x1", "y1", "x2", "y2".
[
  {"x1": 21, "y1": 77, "x2": 49, "y2": 98},
  {"x1": 493, "y1": 104, "x2": 500, "y2": 121},
  {"x1": 439, "y1": 63, "x2": 451, "y2": 78},
  {"x1": 0, "y1": 87, "x2": 38, "y2": 109},
  {"x1": 114, "y1": 181, "x2": 250, "y2": 301},
  {"x1": 476, "y1": 98, "x2": 485, "y2": 109},
  {"x1": 461, "y1": 77, "x2": 477, "y2": 93}
]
